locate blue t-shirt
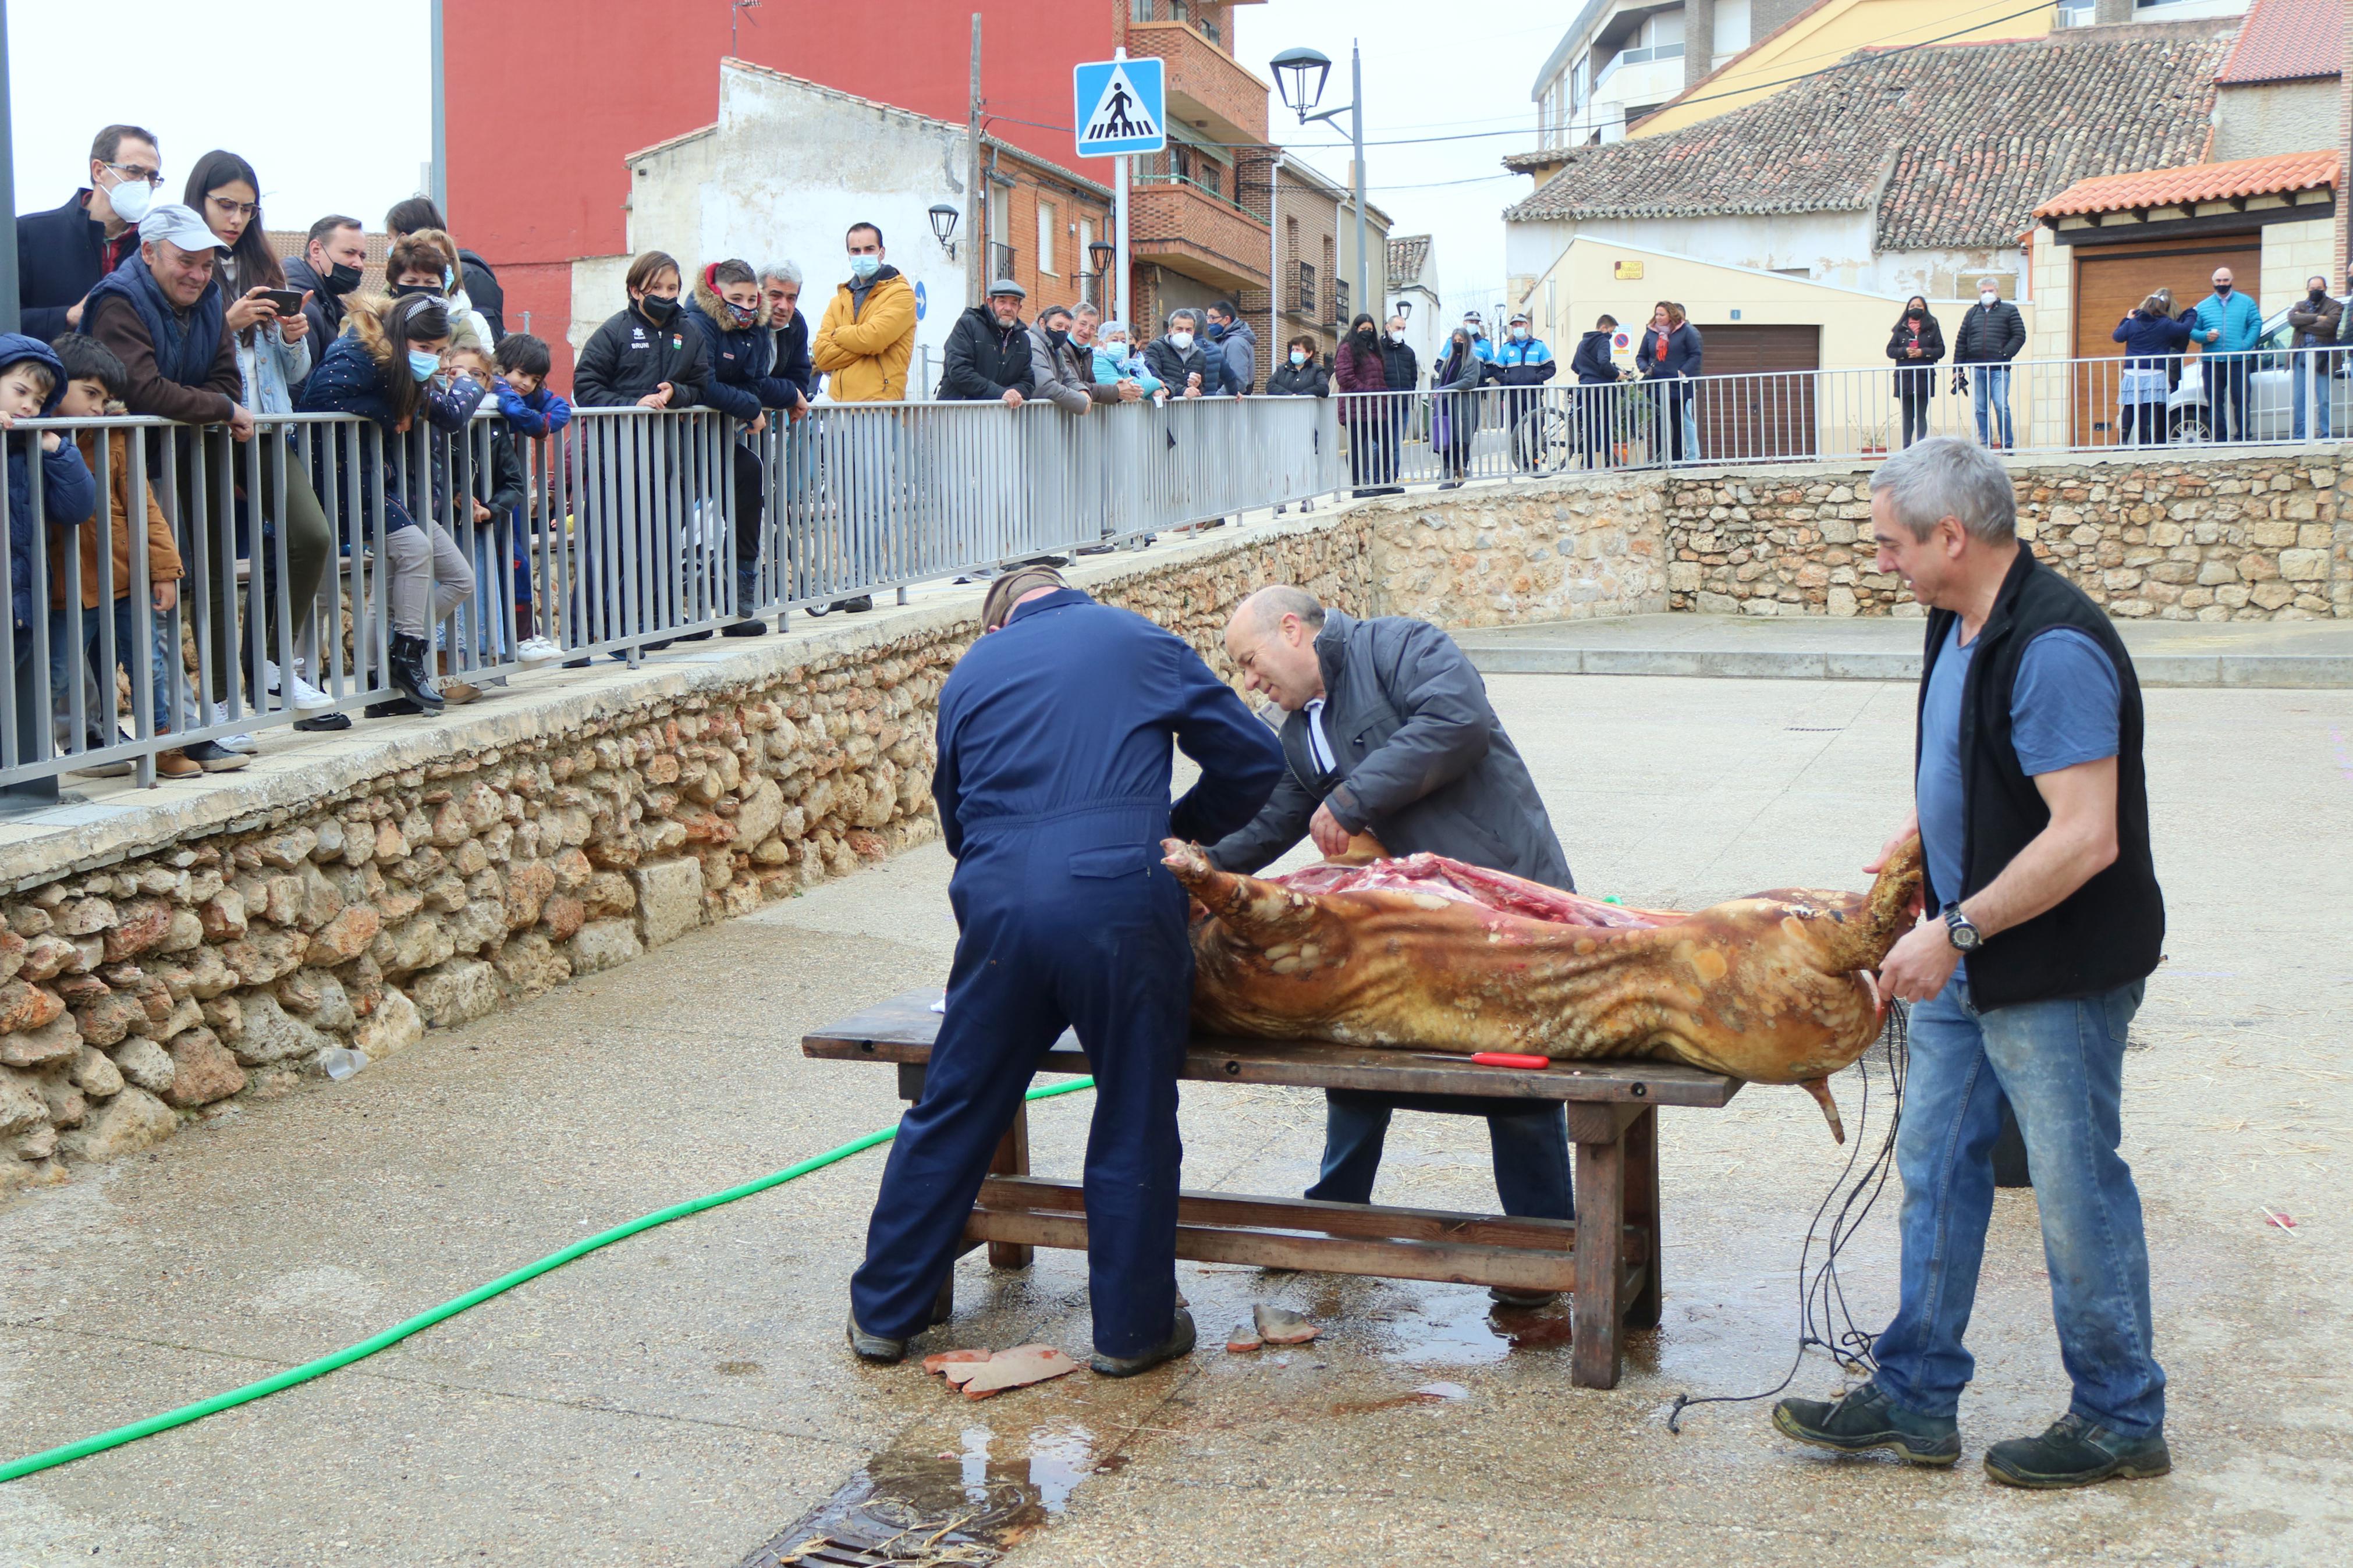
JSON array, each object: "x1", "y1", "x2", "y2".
[{"x1": 1917, "y1": 622, "x2": 2121, "y2": 931}]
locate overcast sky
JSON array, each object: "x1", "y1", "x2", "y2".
[
  {"x1": 6, "y1": 0, "x2": 1542, "y2": 317},
  {"x1": 6, "y1": 0, "x2": 434, "y2": 234}
]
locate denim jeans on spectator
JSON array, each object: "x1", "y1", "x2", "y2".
[
  {"x1": 1305, "y1": 1087, "x2": 1574, "y2": 1219},
  {"x1": 1971, "y1": 365, "x2": 2013, "y2": 447},
  {"x1": 1678, "y1": 390, "x2": 1702, "y2": 463},
  {"x1": 48, "y1": 595, "x2": 173, "y2": 739},
  {"x1": 1872, "y1": 976, "x2": 2166, "y2": 1438},
  {"x1": 2290, "y1": 349, "x2": 2332, "y2": 440},
  {"x1": 2207, "y1": 353, "x2": 2251, "y2": 442}
]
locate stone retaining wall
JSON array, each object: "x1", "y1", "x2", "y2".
[
  {"x1": 1664, "y1": 453, "x2": 2350, "y2": 620},
  {"x1": 0, "y1": 522, "x2": 1374, "y2": 1199},
  {"x1": 1353, "y1": 475, "x2": 1671, "y2": 627}
]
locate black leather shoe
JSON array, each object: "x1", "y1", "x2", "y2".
[
  {"x1": 1090, "y1": 1307, "x2": 1195, "y2": 1378},
  {"x1": 721, "y1": 618, "x2": 769, "y2": 638},
  {"x1": 1773, "y1": 1379, "x2": 1960, "y2": 1466},
  {"x1": 846, "y1": 1311, "x2": 908, "y2": 1365},
  {"x1": 1984, "y1": 1414, "x2": 2170, "y2": 1489}
]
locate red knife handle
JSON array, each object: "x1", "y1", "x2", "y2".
[{"x1": 1470, "y1": 1053, "x2": 1550, "y2": 1069}]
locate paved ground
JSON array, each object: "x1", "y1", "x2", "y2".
[
  {"x1": 3, "y1": 674, "x2": 2349, "y2": 1566},
  {"x1": 1455, "y1": 613, "x2": 2353, "y2": 687}
]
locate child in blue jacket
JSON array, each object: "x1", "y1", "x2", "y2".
[
  {"x1": 490, "y1": 333, "x2": 570, "y2": 663},
  {"x1": 0, "y1": 335, "x2": 98, "y2": 682}
]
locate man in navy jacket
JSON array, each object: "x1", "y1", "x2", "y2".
[
  {"x1": 15, "y1": 126, "x2": 164, "y2": 340},
  {"x1": 849, "y1": 566, "x2": 1283, "y2": 1377}
]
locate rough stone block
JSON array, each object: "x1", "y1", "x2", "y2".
[
  {"x1": 70, "y1": 1046, "x2": 123, "y2": 1098},
  {"x1": 232, "y1": 994, "x2": 335, "y2": 1067},
  {"x1": 58, "y1": 1085, "x2": 177, "y2": 1163},
  {"x1": 567, "y1": 919, "x2": 643, "y2": 975},
  {"x1": 354, "y1": 989, "x2": 424, "y2": 1059},
  {"x1": 631, "y1": 859, "x2": 705, "y2": 948},
  {"x1": 2279, "y1": 548, "x2": 2327, "y2": 581},
  {"x1": 409, "y1": 959, "x2": 501, "y2": 1027},
  {"x1": 109, "y1": 1036, "x2": 176, "y2": 1095}
]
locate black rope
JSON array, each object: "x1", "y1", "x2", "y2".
[{"x1": 1667, "y1": 1001, "x2": 1908, "y2": 1434}]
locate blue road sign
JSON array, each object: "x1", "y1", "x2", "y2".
[{"x1": 1073, "y1": 58, "x2": 1166, "y2": 157}]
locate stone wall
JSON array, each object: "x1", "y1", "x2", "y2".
[
  {"x1": 1663, "y1": 453, "x2": 2351, "y2": 621},
  {"x1": 1354, "y1": 475, "x2": 1671, "y2": 627},
  {"x1": 0, "y1": 522, "x2": 1374, "y2": 1200}
]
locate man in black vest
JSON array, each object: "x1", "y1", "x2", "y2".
[
  {"x1": 1773, "y1": 438, "x2": 2169, "y2": 1489},
  {"x1": 1206, "y1": 586, "x2": 1577, "y2": 1307}
]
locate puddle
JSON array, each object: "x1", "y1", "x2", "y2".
[
  {"x1": 740, "y1": 1420, "x2": 1103, "y2": 1567},
  {"x1": 1375, "y1": 1287, "x2": 1575, "y2": 1367}
]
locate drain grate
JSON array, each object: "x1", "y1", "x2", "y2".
[{"x1": 741, "y1": 1475, "x2": 1039, "y2": 1567}]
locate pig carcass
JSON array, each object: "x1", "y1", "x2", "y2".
[{"x1": 1162, "y1": 836, "x2": 1925, "y2": 1140}]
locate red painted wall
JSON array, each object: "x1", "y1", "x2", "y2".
[{"x1": 443, "y1": 1, "x2": 1115, "y2": 387}]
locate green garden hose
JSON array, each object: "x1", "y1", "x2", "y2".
[{"x1": 0, "y1": 1075, "x2": 1098, "y2": 1485}]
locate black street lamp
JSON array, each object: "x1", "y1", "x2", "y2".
[
  {"x1": 928, "y1": 202, "x2": 961, "y2": 259},
  {"x1": 1273, "y1": 42, "x2": 1368, "y2": 341}
]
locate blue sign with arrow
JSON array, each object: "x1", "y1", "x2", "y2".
[{"x1": 1073, "y1": 57, "x2": 1166, "y2": 157}]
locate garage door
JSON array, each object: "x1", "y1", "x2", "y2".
[
  {"x1": 2070, "y1": 236, "x2": 2262, "y2": 446},
  {"x1": 1692, "y1": 323, "x2": 1820, "y2": 460}
]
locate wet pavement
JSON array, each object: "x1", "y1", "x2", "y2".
[{"x1": 3, "y1": 675, "x2": 2349, "y2": 1566}]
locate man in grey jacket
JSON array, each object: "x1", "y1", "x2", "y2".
[
  {"x1": 1028, "y1": 303, "x2": 1140, "y2": 413},
  {"x1": 1206, "y1": 586, "x2": 1577, "y2": 1302}
]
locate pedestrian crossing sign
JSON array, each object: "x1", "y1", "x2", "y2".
[{"x1": 1073, "y1": 57, "x2": 1166, "y2": 157}]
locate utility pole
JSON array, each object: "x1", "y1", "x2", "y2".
[
  {"x1": 429, "y1": 0, "x2": 448, "y2": 211},
  {"x1": 967, "y1": 13, "x2": 985, "y2": 308},
  {"x1": 1350, "y1": 41, "x2": 1369, "y2": 330},
  {"x1": 0, "y1": 0, "x2": 61, "y2": 808},
  {"x1": 0, "y1": 0, "x2": 17, "y2": 337}
]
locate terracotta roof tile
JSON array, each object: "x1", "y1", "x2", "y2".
[
  {"x1": 1504, "y1": 24, "x2": 2233, "y2": 251},
  {"x1": 2033, "y1": 148, "x2": 2338, "y2": 219},
  {"x1": 1386, "y1": 234, "x2": 1431, "y2": 287},
  {"x1": 2215, "y1": 0, "x2": 2340, "y2": 84}
]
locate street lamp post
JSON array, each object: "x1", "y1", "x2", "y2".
[
  {"x1": 1088, "y1": 239, "x2": 1116, "y2": 311},
  {"x1": 1272, "y1": 42, "x2": 1368, "y2": 337}
]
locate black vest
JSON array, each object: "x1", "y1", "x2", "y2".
[{"x1": 1917, "y1": 549, "x2": 2164, "y2": 1011}]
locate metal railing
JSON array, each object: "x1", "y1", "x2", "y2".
[
  {"x1": 2, "y1": 396, "x2": 1342, "y2": 788},
  {"x1": 1333, "y1": 345, "x2": 2353, "y2": 486}
]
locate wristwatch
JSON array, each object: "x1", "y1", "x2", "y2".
[{"x1": 1942, "y1": 903, "x2": 1983, "y2": 953}]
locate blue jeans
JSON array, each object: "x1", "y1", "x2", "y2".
[
  {"x1": 2290, "y1": 349, "x2": 2331, "y2": 440},
  {"x1": 2208, "y1": 354, "x2": 2251, "y2": 443},
  {"x1": 49, "y1": 595, "x2": 173, "y2": 735},
  {"x1": 1970, "y1": 365, "x2": 2013, "y2": 448},
  {"x1": 1873, "y1": 977, "x2": 2165, "y2": 1437},
  {"x1": 1306, "y1": 1088, "x2": 1574, "y2": 1219}
]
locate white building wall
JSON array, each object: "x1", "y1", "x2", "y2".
[
  {"x1": 585, "y1": 63, "x2": 977, "y2": 399},
  {"x1": 2209, "y1": 80, "x2": 2343, "y2": 165}
]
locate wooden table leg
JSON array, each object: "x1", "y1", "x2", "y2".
[
  {"x1": 986, "y1": 1102, "x2": 1033, "y2": 1270},
  {"x1": 1571, "y1": 1123, "x2": 1627, "y2": 1390},
  {"x1": 1623, "y1": 1105, "x2": 1662, "y2": 1331}
]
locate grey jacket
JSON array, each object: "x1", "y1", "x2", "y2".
[
  {"x1": 1028, "y1": 322, "x2": 1123, "y2": 413},
  {"x1": 1206, "y1": 610, "x2": 1575, "y2": 890}
]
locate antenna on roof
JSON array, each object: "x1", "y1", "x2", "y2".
[{"x1": 731, "y1": 0, "x2": 761, "y2": 57}]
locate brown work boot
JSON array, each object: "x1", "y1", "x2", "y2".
[{"x1": 155, "y1": 748, "x2": 202, "y2": 778}]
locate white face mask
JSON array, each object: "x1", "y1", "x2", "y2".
[
  {"x1": 1509, "y1": 326, "x2": 1529, "y2": 340},
  {"x1": 1169, "y1": 330, "x2": 1194, "y2": 352},
  {"x1": 1980, "y1": 291, "x2": 1998, "y2": 305},
  {"x1": 1389, "y1": 329, "x2": 1407, "y2": 344},
  {"x1": 103, "y1": 172, "x2": 155, "y2": 225}
]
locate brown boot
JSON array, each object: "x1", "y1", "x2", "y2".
[
  {"x1": 435, "y1": 650, "x2": 481, "y2": 706},
  {"x1": 155, "y1": 748, "x2": 202, "y2": 779}
]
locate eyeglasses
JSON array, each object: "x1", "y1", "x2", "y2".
[
  {"x1": 205, "y1": 195, "x2": 260, "y2": 221},
  {"x1": 101, "y1": 161, "x2": 164, "y2": 187}
]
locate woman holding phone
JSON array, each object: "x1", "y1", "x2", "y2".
[{"x1": 185, "y1": 148, "x2": 338, "y2": 721}]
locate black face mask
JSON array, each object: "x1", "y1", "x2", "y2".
[
  {"x1": 322, "y1": 262, "x2": 363, "y2": 296},
  {"x1": 2311, "y1": 289, "x2": 2328, "y2": 302},
  {"x1": 639, "y1": 293, "x2": 677, "y2": 323},
  {"x1": 1351, "y1": 326, "x2": 1375, "y2": 343},
  {"x1": 389, "y1": 281, "x2": 439, "y2": 299},
  {"x1": 2214, "y1": 283, "x2": 2233, "y2": 296},
  {"x1": 1047, "y1": 328, "x2": 1069, "y2": 347},
  {"x1": 1905, "y1": 309, "x2": 1923, "y2": 321}
]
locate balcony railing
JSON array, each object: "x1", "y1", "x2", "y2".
[{"x1": 989, "y1": 241, "x2": 1016, "y2": 282}]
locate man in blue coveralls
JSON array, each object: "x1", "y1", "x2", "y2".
[{"x1": 847, "y1": 565, "x2": 1285, "y2": 1375}]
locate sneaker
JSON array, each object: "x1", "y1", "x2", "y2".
[
  {"x1": 155, "y1": 748, "x2": 202, "y2": 778},
  {"x1": 1090, "y1": 1307, "x2": 1196, "y2": 1378},
  {"x1": 204, "y1": 703, "x2": 257, "y2": 753},
  {"x1": 1771, "y1": 1379, "x2": 1960, "y2": 1466},
  {"x1": 839, "y1": 596, "x2": 874, "y2": 614},
  {"x1": 179, "y1": 739, "x2": 250, "y2": 774},
  {"x1": 439, "y1": 680, "x2": 481, "y2": 706},
  {"x1": 514, "y1": 636, "x2": 562, "y2": 666},
  {"x1": 1983, "y1": 1414, "x2": 2171, "y2": 1489},
  {"x1": 262, "y1": 659, "x2": 332, "y2": 712},
  {"x1": 721, "y1": 617, "x2": 769, "y2": 638},
  {"x1": 293, "y1": 712, "x2": 353, "y2": 733}
]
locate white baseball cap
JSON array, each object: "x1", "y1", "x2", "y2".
[{"x1": 138, "y1": 204, "x2": 230, "y2": 253}]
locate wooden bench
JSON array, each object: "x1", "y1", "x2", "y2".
[{"x1": 803, "y1": 989, "x2": 1742, "y2": 1388}]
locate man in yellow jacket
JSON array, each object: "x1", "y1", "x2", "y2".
[{"x1": 808, "y1": 221, "x2": 918, "y2": 613}]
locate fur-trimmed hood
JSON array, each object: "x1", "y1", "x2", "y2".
[{"x1": 691, "y1": 266, "x2": 768, "y2": 330}]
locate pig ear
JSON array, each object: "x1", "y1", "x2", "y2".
[{"x1": 1161, "y1": 840, "x2": 1325, "y2": 947}]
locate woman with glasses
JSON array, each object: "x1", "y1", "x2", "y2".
[{"x1": 176, "y1": 149, "x2": 339, "y2": 729}]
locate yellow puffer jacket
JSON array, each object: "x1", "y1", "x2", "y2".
[{"x1": 812, "y1": 268, "x2": 917, "y2": 402}]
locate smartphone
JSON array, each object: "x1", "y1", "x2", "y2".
[{"x1": 257, "y1": 289, "x2": 308, "y2": 317}]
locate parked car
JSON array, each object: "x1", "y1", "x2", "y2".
[{"x1": 2166, "y1": 303, "x2": 2353, "y2": 442}]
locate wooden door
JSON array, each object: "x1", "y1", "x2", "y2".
[
  {"x1": 1691, "y1": 324, "x2": 1820, "y2": 460},
  {"x1": 2070, "y1": 236, "x2": 2261, "y2": 446}
]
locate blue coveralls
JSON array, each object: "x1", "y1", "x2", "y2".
[{"x1": 849, "y1": 588, "x2": 1284, "y2": 1358}]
